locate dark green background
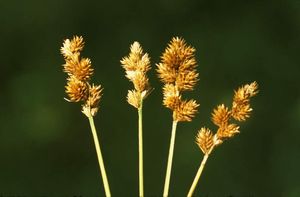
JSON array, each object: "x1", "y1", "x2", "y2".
[{"x1": 0, "y1": 0, "x2": 299, "y2": 196}]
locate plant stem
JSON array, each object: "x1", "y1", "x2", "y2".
[
  {"x1": 88, "y1": 115, "x2": 111, "y2": 197},
  {"x1": 163, "y1": 120, "x2": 178, "y2": 197},
  {"x1": 138, "y1": 100, "x2": 144, "y2": 197},
  {"x1": 187, "y1": 146, "x2": 214, "y2": 197}
]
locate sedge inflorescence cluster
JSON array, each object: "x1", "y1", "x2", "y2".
[
  {"x1": 196, "y1": 82, "x2": 258, "y2": 154},
  {"x1": 61, "y1": 36, "x2": 102, "y2": 117},
  {"x1": 60, "y1": 35, "x2": 259, "y2": 197},
  {"x1": 120, "y1": 42, "x2": 151, "y2": 109},
  {"x1": 157, "y1": 37, "x2": 200, "y2": 122}
]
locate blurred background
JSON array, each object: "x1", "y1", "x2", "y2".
[{"x1": 0, "y1": 0, "x2": 299, "y2": 196}]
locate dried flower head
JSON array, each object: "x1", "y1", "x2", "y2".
[
  {"x1": 61, "y1": 36, "x2": 103, "y2": 117},
  {"x1": 65, "y1": 76, "x2": 89, "y2": 102},
  {"x1": 61, "y1": 36, "x2": 84, "y2": 60},
  {"x1": 157, "y1": 37, "x2": 198, "y2": 91},
  {"x1": 63, "y1": 58, "x2": 94, "y2": 81},
  {"x1": 231, "y1": 81, "x2": 258, "y2": 121},
  {"x1": 127, "y1": 90, "x2": 142, "y2": 109},
  {"x1": 216, "y1": 124, "x2": 240, "y2": 139},
  {"x1": 196, "y1": 127, "x2": 214, "y2": 154},
  {"x1": 211, "y1": 104, "x2": 231, "y2": 127},
  {"x1": 196, "y1": 82, "x2": 258, "y2": 154},
  {"x1": 157, "y1": 37, "x2": 199, "y2": 122},
  {"x1": 82, "y1": 84, "x2": 103, "y2": 116},
  {"x1": 173, "y1": 99, "x2": 199, "y2": 122},
  {"x1": 121, "y1": 41, "x2": 151, "y2": 108},
  {"x1": 162, "y1": 84, "x2": 180, "y2": 110}
]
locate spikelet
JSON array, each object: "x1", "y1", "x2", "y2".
[
  {"x1": 61, "y1": 36, "x2": 103, "y2": 117},
  {"x1": 196, "y1": 82, "x2": 258, "y2": 153},
  {"x1": 216, "y1": 124, "x2": 240, "y2": 139},
  {"x1": 174, "y1": 100, "x2": 199, "y2": 122},
  {"x1": 162, "y1": 84, "x2": 180, "y2": 110},
  {"x1": 121, "y1": 41, "x2": 151, "y2": 108},
  {"x1": 196, "y1": 128, "x2": 214, "y2": 154},
  {"x1": 157, "y1": 37, "x2": 199, "y2": 122},
  {"x1": 61, "y1": 36, "x2": 84, "y2": 60},
  {"x1": 65, "y1": 76, "x2": 89, "y2": 102},
  {"x1": 127, "y1": 90, "x2": 142, "y2": 108},
  {"x1": 82, "y1": 84, "x2": 103, "y2": 116},
  {"x1": 211, "y1": 104, "x2": 231, "y2": 127},
  {"x1": 157, "y1": 37, "x2": 199, "y2": 90},
  {"x1": 231, "y1": 81, "x2": 258, "y2": 121}
]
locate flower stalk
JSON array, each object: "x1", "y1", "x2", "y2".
[
  {"x1": 163, "y1": 120, "x2": 178, "y2": 197},
  {"x1": 88, "y1": 114, "x2": 111, "y2": 197},
  {"x1": 138, "y1": 101, "x2": 144, "y2": 196},
  {"x1": 121, "y1": 42, "x2": 152, "y2": 197}
]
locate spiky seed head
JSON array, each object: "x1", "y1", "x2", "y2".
[
  {"x1": 121, "y1": 41, "x2": 151, "y2": 108},
  {"x1": 175, "y1": 70, "x2": 199, "y2": 91},
  {"x1": 162, "y1": 84, "x2": 181, "y2": 110},
  {"x1": 231, "y1": 81, "x2": 258, "y2": 121},
  {"x1": 196, "y1": 127, "x2": 214, "y2": 154},
  {"x1": 61, "y1": 36, "x2": 84, "y2": 60},
  {"x1": 156, "y1": 37, "x2": 198, "y2": 88},
  {"x1": 173, "y1": 99, "x2": 199, "y2": 122},
  {"x1": 211, "y1": 104, "x2": 231, "y2": 127},
  {"x1": 63, "y1": 58, "x2": 94, "y2": 81},
  {"x1": 127, "y1": 90, "x2": 142, "y2": 109},
  {"x1": 65, "y1": 76, "x2": 89, "y2": 102},
  {"x1": 217, "y1": 124, "x2": 240, "y2": 139}
]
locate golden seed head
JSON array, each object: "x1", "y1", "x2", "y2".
[
  {"x1": 231, "y1": 81, "x2": 258, "y2": 121},
  {"x1": 87, "y1": 84, "x2": 103, "y2": 108},
  {"x1": 65, "y1": 76, "x2": 89, "y2": 102},
  {"x1": 162, "y1": 84, "x2": 181, "y2": 110},
  {"x1": 121, "y1": 41, "x2": 151, "y2": 107},
  {"x1": 61, "y1": 36, "x2": 103, "y2": 117},
  {"x1": 217, "y1": 124, "x2": 240, "y2": 139},
  {"x1": 175, "y1": 70, "x2": 199, "y2": 91},
  {"x1": 131, "y1": 71, "x2": 149, "y2": 92},
  {"x1": 82, "y1": 84, "x2": 103, "y2": 116},
  {"x1": 173, "y1": 99, "x2": 199, "y2": 122},
  {"x1": 211, "y1": 104, "x2": 231, "y2": 127},
  {"x1": 196, "y1": 127, "x2": 214, "y2": 154},
  {"x1": 63, "y1": 58, "x2": 94, "y2": 81},
  {"x1": 127, "y1": 90, "x2": 142, "y2": 109},
  {"x1": 158, "y1": 37, "x2": 200, "y2": 121},
  {"x1": 156, "y1": 37, "x2": 198, "y2": 90},
  {"x1": 60, "y1": 36, "x2": 84, "y2": 60},
  {"x1": 195, "y1": 82, "x2": 258, "y2": 153}
]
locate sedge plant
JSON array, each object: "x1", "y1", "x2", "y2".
[
  {"x1": 60, "y1": 36, "x2": 111, "y2": 197},
  {"x1": 121, "y1": 42, "x2": 152, "y2": 197},
  {"x1": 60, "y1": 35, "x2": 259, "y2": 197},
  {"x1": 156, "y1": 37, "x2": 200, "y2": 197},
  {"x1": 187, "y1": 81, "x2": 258, "y2": 197}
]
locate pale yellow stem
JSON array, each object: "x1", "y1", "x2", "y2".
[
  {"x1": 88, "y1": 116, "x2": 111, "y2": 197},
  {"x1": 187, "y1": 145, "x2": 215, "y2": 197},
  {"x1": 138, "y1": 100, "x2": 144, "y2": 197},
  {"x1": 163, "y1": 120, "x2": 178, "y2": 197}
]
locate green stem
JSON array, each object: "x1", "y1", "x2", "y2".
[
  {"x1": 187, "y1": 145, "x2": 215, "y2": 197},
  {"x1": 88, "y1": 115, "x2": 111, "y2": 197},
  {"x1": 163, "y1": 120, "x2": 178, "y2": 197},
  {"x1": 138, "y1": 100, "x2": 144, "y2": 197}
]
